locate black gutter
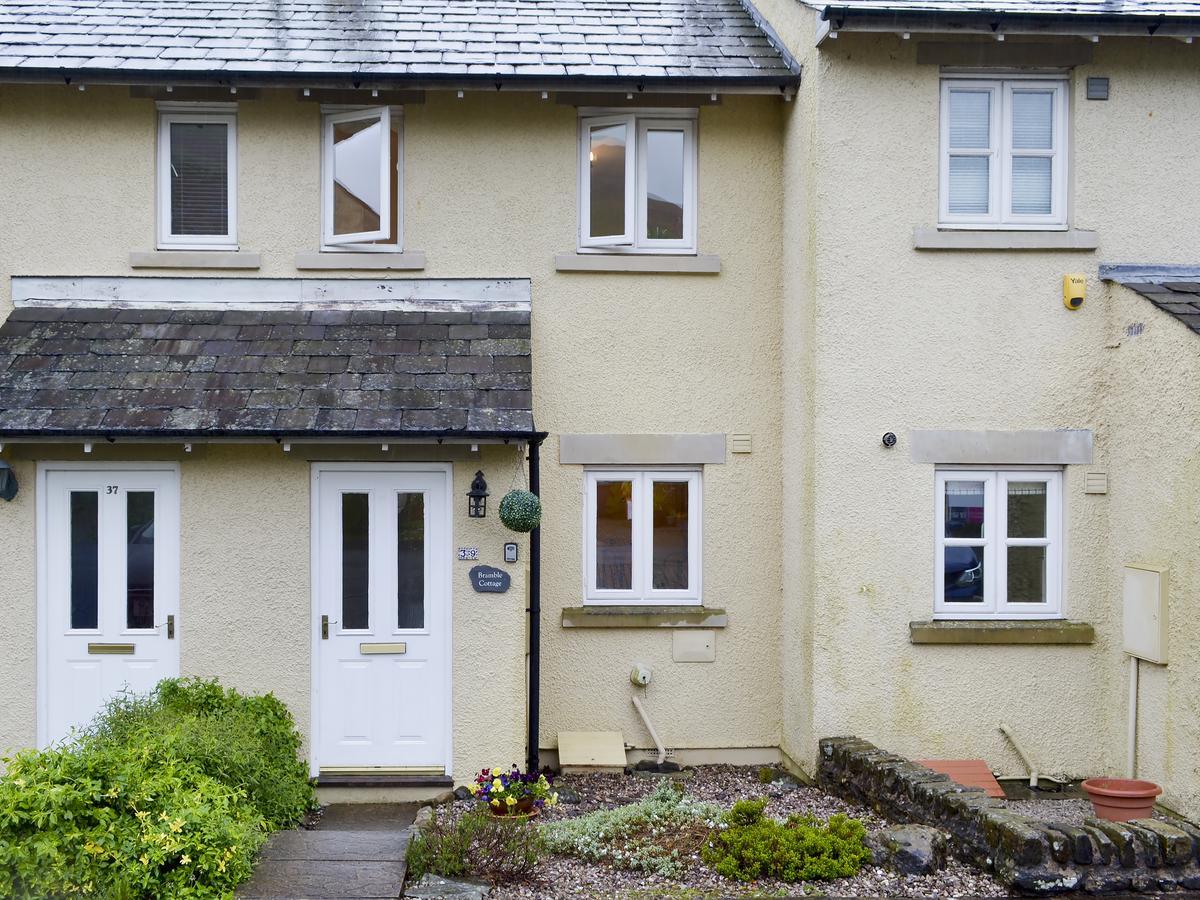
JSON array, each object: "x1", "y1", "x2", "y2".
[
  {"x1": 526, "y1": 435, "x2": 544, "y2": 774},
  {"x1": 0, "y1": 428, "x2": 549, "y2": 442},
  {"x1": 820, "y1": 5, "x2": 1194, "y2": 34}
]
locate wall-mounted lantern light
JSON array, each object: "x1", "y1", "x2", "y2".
[
  {"x1": 467, "y1": 470, "x2": 489, "y2": 518},
  {"x1": 0, "y1": 461, "x2": 17, "y2": 501}
]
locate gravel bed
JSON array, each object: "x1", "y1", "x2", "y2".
[
  {"x1": 445, "y1": 765, "x2": 1010, "y2": 899},
  {"x1": 1004, "y1": 797, "x2": 1172, "y2": 826}
]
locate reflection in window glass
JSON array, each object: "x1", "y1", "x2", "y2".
[
  {"x1": 1008, "y1": 546, "x2": 1046, "y2": 603},
  {"x1": 1011, "y1": 91, "x2": 1053, "y2": 149},
  {"x1": 70, "y1": 492, "x2": 99, "y2": 630},
  {"x1": 126, "y1": 491, "x2": 155, "y2": 629},
  {"x1": 589, "y1": 123, "x2": 626, "y2": 238},
  {"x1": 944, "y1": 481, "x2": 985, "y2": 539},
  {"x1": 645, "y1": 129, "x2": 684, "y2": 240},
  {"x1": 1007, "y1": 482, "x2": 1047, "y2": 538},
  {"x1": 944, "y1": 546, "x2": 985, "y2": 603},
  {"x1": 948, "y1": 90, "x2": 991, "y2": 148},
  {"x1": 342, "y1": 493, "x2": 369, "y2": 629},
  {"x1": 170, "y1": 122, "x2": 228, "y2": 236},
  {"x1": 652, "y1": 481, "x2": 689, "y2": 590},
  {"x1": 333, "y1": 116, "x2": 384, "y2": 236},
  {"x1": 397, "y1": 493, "x2": 425, "y2": 630},
  {"x1": 595, "y1": 480, "x2": 633, "y2": 590}
]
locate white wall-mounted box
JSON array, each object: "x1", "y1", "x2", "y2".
[{"x1": 1123, "y1": 563, "x2": 1169, "y2": 664}]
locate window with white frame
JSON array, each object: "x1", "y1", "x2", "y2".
[
  {"x1": 579, "y1": 111, "x2": 697, "y2": 253},
  {"x1": 584, "y1": 470, "x2": 701, "y2": 604},
  {"x1": 935, "y1": 469, "x2": 1063, "y2": 619},
  {"x1": 157, "y1": 105, "x2": 238, "y2": 249},
  {"x1": 321, "y1": 106, "x2": 403, "y2": 250},
  {"x1": 940, "y1": 78, "x2": 1068, "y2": 228}
]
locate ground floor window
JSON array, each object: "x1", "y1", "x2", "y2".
[
  {"x1": 584, "y1": 469, "x2": 701, "y2": 605},
  {"x1": 935, "y1": 468, "x2": 1062, "y2": 619}
]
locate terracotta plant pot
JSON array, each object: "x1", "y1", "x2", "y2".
[
  {"x1": 489, "y1": 798, "x2": 538, "y2": 818},
  {"x1": 1082, "y1": 778, "x2": 1162, "y2": 821}
]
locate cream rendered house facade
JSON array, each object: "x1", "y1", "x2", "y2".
[{"x1": 0, "y1": 0, "x2": 1198, "y2": 821}]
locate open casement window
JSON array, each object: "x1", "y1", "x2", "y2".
[
  {"x1": 579, "y1": 112, "x2": 697, "y2": 252},
  {"x1": 934, "y1": 469, "x2": 1063, "y2": 619},
  {"x1": 156, "y1": 107, "x2": 237, "y2": 249},
  {"x1": 322, "y1": 106, "x2": 400, "y2": 249},
  {"x1": 584, "y1": 470, "x2": 701, "y2": 605},
  {"x1": 939, "y1": 78, "x2": 1067, "y2": 229}
]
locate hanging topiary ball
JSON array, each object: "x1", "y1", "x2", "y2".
[{"x1": 499, "y1": 489, "x2": 542, "y2": 533}]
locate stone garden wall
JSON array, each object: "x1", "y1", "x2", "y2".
[{"x1": 818, "y1": 737, "x2": 1200, "y2": 894}]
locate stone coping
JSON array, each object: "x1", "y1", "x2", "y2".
[
  {"x1": 561, "y1": 606, "x2": 727, "y2": 629},
  {"x1": 818, "y1": 737, "x2": 1200, "y2": 894},
  {"x1": 909, "y1": 620, "x2": 1095, "y2": 645}
]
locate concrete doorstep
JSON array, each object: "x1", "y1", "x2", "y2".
[{"x1": 239, "y1": 804, "x2": 417, "y2": 900}]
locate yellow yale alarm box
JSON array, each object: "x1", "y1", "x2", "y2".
[{"x1": 1064, "y1": 274, "x2": 1086, "y2": 310}]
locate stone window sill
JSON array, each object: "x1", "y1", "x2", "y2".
[
  {"x1": 294, "y1": 250, "x2": 427, "y2": 271},
  {"x1": 554, "y1": 253, "x2": 721, "y2": 274},
  {"x1": 130, "y1": 250, "x2": 261, "y2": 269},
  {"x1": 562, "y1": 605, "x2": 727, "y2": 629},
  {"x1": 909, "y1": 619, "x2": 1095, "y2": 645},
  {"x1": 912, "y1": 228, "x2": 1099, "y2": 251}
]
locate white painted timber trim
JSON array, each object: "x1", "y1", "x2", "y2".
[
  {"x1": 295, "y1": 251, "x2": 427, "y2": 271},
  {"x1": 910, "y1": 429, "x2": 1093, "y2": 465},
  {"x1": 554, "y1": 253, "x2": 721, "y2": 274},
  {"x1": 12, "y1": 276, "x2": 531, "y2": 311},
  {"x1": 560, "y1": 433, "x2": 726, "y2": 465},
  {"x1": 130, "y1": 250, "x2": 262, "y2": 269},
  {"x1": 913, "y1": 228, "x2": 1099, "y2": 251}
]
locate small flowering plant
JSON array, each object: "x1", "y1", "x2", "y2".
[{"x1": 469, "y1": 764, "x2": 558, "y2": 816}]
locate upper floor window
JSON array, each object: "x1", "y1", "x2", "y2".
[
  {"x1": 935, "y1": 469, "x2": 1062, "y2": 619},
  {"x1": 157, "y1": 104, "x2": 237, "y2": 249},
  {"x1": 579, "y1": 111, "x2": 697, "y2": 253},
  {"x1": 321, "y1": 106, "x2": 402, "y2": 251},
  {"x1": 939, "y1": 78, "x2": 1067, "y2": 229},
  {"x1": 584, "y1": 469, "x2": 701, "y2": 605}
]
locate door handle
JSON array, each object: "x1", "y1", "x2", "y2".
[
  {"x1": 155, "y1": 615, "x2": 175, "y2": 639},
  {"x1": 321, "y1": 615, "x2": 338, "y2": 639}
]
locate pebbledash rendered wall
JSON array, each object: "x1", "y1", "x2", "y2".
[
  {"x1": 757, "y1": 0, "x2": 1200, "y2": 820},
  {"x1": 0, "y1": 87, "x2": 786, "y2": 775}
]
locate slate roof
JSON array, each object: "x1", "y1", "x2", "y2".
[
  {"x1": 0, "y1": 0, "x2": 797, "y2": 83},
  {"x1": 1102, "y1": 266, "x2": 1200, "y2": 336},
  {"x1": 0, "y1": 306, "x2": 536, "y2": 438},
  {"x1": 808, "y1": 1, "x2": 1200, "y2": 15}
]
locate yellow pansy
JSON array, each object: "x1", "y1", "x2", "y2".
[
  {"x1": 468, "y1": 783, "x2": 479, "y2": 795},
  {"x1": 505, "y1": 796, "x2": 516, "y2": 806},
  {"x1": 491, "y1": 798, "x2": 500, "y2": 807},
  {"x1": 492, "y1": 778, "x2": 503, "y2": 790}
]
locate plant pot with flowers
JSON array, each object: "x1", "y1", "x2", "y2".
[{"x1": 469, "y1": 765, "x2": 558, "y2": 818}]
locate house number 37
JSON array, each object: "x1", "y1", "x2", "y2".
[{"x1": 106, "y1": 485, "x2": 119, "y2": 494}]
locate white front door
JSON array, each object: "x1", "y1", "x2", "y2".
[
  {"x1": 41, "y1": 466, "x2": 181, "y2": 745},
  {"x1": 314, "y1": 465, "x2": 451, "y2": 774}
]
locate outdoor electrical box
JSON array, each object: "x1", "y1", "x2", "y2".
[{"x1": 1123, "y1": 563, "x2": 1169, "y2": 664}]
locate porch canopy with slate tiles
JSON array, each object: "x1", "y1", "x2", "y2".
[
  {"x1": 1102, "y1": 265, "x2": 1200, "y2": 337},
  {"x1": 0, "y1": 277, "x2": 538, "y2": 442}
]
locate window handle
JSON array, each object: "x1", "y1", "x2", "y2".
[
  {"x1": 155, "y1": 615, "x2": 175, "y2": 639},
  {"x1": 321, "y1": 615, "x2": 338, "y2": 639}
]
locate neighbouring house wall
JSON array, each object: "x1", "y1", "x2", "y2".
[
  {"x1": 0, "y1": 87, "x2": 786, "y2": 771},
  {"x1": 781, "y1": 28, "x2": 1200, "y2": 817}
]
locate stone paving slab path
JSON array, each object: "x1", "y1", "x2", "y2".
[{"x1": 240, "y1": 804, "x2": 417, "y2": 900}]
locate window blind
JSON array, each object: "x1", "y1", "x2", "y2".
[{"x1": 169, "y1": 122, "x2": 228, "y2": 236}]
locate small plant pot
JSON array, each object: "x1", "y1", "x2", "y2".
[
  {"x1": 1082, "y1": 777, "x2": 1162, "y2": 821},
  {"x1": 489, "y1": 799, "x2": 539, "y2": 819}
]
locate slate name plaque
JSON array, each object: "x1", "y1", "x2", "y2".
[{"x1": 469, "y1": 565, "x2": 511, "y2": 593}]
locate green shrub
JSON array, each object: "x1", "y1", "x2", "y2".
[
  {"x1": 0, "y1": 677, "x2": 314, "y2": 898},
  {"x1": 702, "y1": 800, "x2": 871, "y2": 883},
  {"x1": 407, "y1": 808, "x2": 543, "y2": 883},
  {"x1": 540, "y1": 779, "x2": 722, "y2": 878}
]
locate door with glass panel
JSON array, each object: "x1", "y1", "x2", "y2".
[
  {"x1": 314, "y1": 466, "x2": 450, "y2": 773},
  {"x1": 42, "y1": 467, "x2": 180, "y2": 745}
]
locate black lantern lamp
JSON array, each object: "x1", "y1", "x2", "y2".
[
  {"x1": 467, "y1": 470, "x2": 489, "y2": 518},
  {"x1": 0, "y1": 461, "x2": 17, "y2": 501}
]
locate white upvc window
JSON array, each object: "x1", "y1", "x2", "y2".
[
  {"x1": 939, "y1": 78, "x2": 1068, "y2": 229},
  {"x1": 935, "y1": 469, "x2": 1063, "y2": 619},
  {"x1": 156, "y1": 104, "x2": 238, "y2": 249},
  {"x1": 320, "y1": 106, "x2": 403, "y2": 251},
  {"x1": 578, "y1": 111, "x2": 698, "y2": 253},
  {"x1": 584, "y1": 469, "x2": 701, "y2": 605}
]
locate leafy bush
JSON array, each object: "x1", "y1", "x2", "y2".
[
  {"x1": 407, "y1": 808, "x2": 543, "y2": 883},
  {"x1": 0, "y1": 677, "x2": 314, "y2": 898},
  {"x1": 701, "y1": 798, "x2": 870, "y2": 883},
  {"x1": 540, "y1": 779, "x2": 722, "y2": 878}
]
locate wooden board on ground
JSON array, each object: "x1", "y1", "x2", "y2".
[
  {"x1": 916, "y1": 758, "x2": 1006, "y2": 798},
  {"x1": 557, "y1": 731, "x2": 628, "y2": 774}
]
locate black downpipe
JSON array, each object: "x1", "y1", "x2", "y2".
[{"x1": 526, "y1": 437, "x2": 543, "y2": 773}]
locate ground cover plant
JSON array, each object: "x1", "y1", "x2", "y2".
[
  {"x1": 0, "y1": 678, "x2": 314, "y2": 898},
  {"x1": 407, "y1": 807, "x2": 544, "y2": 883}
]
